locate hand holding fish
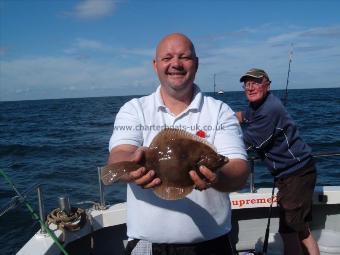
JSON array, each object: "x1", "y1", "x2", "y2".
[
  {"x1": 104, "y1": 146, "x2": 161, "y2": 189},
  {"x1": 189, "y1": 166, "x2": 218, "y2": 191},
  {"x1": 115, "y1": 162, "x2": 160, "y2": 189}
]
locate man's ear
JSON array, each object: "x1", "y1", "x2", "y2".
[
  {"x1": 153, "y1": 59, "x2": 157, "y2": 72},
  {"x1": 195, "y1": 57, "x2": 199, "y2": 72}
]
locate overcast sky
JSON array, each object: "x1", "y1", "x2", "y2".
[{"x1": 1, "y1": 0, "x2": 339, "y2": 101}]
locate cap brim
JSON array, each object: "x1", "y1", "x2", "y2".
[{"x1": 240, "y1": 74, "x2": 264, "y2": 82}]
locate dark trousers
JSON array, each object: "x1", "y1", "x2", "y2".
[
  {"x1": 125, "y1": 234, "x2": 235, "y2": 255},
  {"x1": 276, "y1": 162, "x2": 316, "y2": 238}
]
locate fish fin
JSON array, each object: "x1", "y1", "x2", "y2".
[
  {"x1": 153, "y1": 184, "x2": 194, "y2": 200},
  {"x1": 100, "y1": 161, "x2": 142, "y2": 185},
  {"x1": 150, "y1": 128, "x2": 217, "y2": 152}
]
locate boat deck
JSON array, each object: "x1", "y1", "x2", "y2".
[{"x1": 17, "y1": 186, "x2": 340, "y2": 255}]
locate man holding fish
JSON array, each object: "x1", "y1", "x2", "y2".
[{"x1": 105, "y1": 33, "x2": 249, "y2": 255}]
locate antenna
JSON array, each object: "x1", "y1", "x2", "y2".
[
  {"x1": 213, "y1": 73, "x2": 216, "y2": 95},
  {"x1": 283, "y1": 44, "x2": 293, "y2": 106}
]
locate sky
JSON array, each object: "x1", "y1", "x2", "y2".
[{"x1": 0, "y1": 0, "x2": 340, "y2": 101}]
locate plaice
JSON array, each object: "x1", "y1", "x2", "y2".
[{"x1": 101, "y1": 128, "x2": 228, "y2": 200}]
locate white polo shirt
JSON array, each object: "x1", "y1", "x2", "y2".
[{"x1": 109, "y1": 85, "x2": 246, "y2": 243}]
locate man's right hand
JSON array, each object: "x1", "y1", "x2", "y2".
[
  {"x1": 235, "y1": 111, "x2": 244, "y2": 123},
  {"x1": 125, "y1": 166, "x2": 161, "y2": 189},
  {"x1": 108, "y1": 145, "x2": 161, "y2": 189}
]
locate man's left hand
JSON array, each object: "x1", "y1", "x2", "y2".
[{"x1": 189, "y1": 166, "x2": 218, "y2": 191}]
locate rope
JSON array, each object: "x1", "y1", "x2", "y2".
[{"x1": 46, "y1": 207, "x2": 87, "y2": 232}]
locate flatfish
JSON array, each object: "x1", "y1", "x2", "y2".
[{"x1": 101, "y1": 128, "x2": 228, "y2": 200}]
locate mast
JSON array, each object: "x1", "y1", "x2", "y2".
[{"x1": 213, "y1": 73, "x2": 216, "y2": 95}]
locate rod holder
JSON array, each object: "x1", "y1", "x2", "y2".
[{"x1": 58, "y1": 196, "x2": 71, "y2": 215}]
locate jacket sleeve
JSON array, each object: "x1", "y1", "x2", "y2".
[{"x1": 243, "y1": 104, "x2": 283, "y2": 151}]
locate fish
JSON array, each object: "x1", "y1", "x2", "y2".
[{"x1": 101, "y1": 128, "x2": 228, "y2": 200}]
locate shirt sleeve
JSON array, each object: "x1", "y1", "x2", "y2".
[
  {"x1": 214, "y1": 103, "x2": 247, "y2": 160},
  {"x1": 109, "y1": 99, "x2": 143, "y2": 151}
]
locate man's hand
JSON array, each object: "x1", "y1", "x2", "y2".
[
  {"x1": 190, "y1": 159, "x2": 249, "y2": 192},
  {"x1": 108, "y1": 145, "x2": 161, "y2": 189},
  {"x1": 235, "y1": 111, "x2": 244, "y2": 123},
  {"x1": 189, "y1": 166, "x2": 218, "y2": 191},
  {"x1": 125, "y1": 166, "x2": 161, "y2": 189}
]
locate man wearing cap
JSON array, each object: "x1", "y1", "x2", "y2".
[{"x1": 236, "y1": 68, "x2": 320, "y2": 255}]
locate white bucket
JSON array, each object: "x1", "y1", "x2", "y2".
[
  {"x1": 312, "y1": 230, "x2": 340, "y2": 255},
  {"x1": 254, "y1": 230, "x2": 340, "y2": 255},
  {"x1": 255, "y1": 233, "x2": 283, "y2": 255}
]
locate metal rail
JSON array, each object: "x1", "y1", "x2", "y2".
[
  {"x1": 0, "y1": 182, "x2": 46, "y2": 233},
  {"x1": 96, "y1": 152, "x2": 340, "y2": 198},
  {"x1": 247, "y1": 151, "x2": 340, "y2": 193},
  {"x1": 0, "y1": 169, "x2": 69, "y2": 254}
]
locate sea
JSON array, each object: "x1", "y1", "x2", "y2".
[{"x1": 1, "y1": 88, "x2": 339, "y2": 254}]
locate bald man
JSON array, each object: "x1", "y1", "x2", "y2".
[{"x1": 107, "y1": 33, "x2": 249, "y2": 255}]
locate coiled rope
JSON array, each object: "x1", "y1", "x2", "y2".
[{"x1": 46, "y1": 207, "x2": 87, "y2": 232}]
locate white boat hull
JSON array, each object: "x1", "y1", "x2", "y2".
[{"x1": 17, "y1": 186, "x2": 340, "y2": 255}]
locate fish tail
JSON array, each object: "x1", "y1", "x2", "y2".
[{"x1": 100, "y1": 161, "x2": 142, "y2": 185}]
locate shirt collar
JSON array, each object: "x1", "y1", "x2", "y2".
[{"x1": 155, "y1": 84, "x2": 202, "y2": 112}]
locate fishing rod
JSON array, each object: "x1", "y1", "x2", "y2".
[
  {"x1": 312, "y1": 152, "x2": 340, "y2": 158},
  {"x1": 262, "y1": 178, "x2": 276, "y2": 255},
  {"x1": 250, "y1": 151, "x2": 340, "y2": 162},
  {"x1": 283, "y1": 44, "x2": 293, "y2": 106},
  {"x1": 0, "y1": 169, "x2": 70, "y2": 255}
]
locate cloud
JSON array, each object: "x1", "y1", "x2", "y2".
[
  {"x1": 75, "y1": 38, "x2": 112, "y2": 50},
  {"x1": 120, "y1": 48, "x2": 155, "y2": 57},
  {"x1": 267, "y1": 31, "x2": 302, "y2": 44},
  {"x1": 0, "y1": 56, "x2": 156, "y2": 101},
  {"x1": 1, "y1": 23, "x2": 339, "y2": 101},
  {"x1": 196, "y1": 29, "x2": 254, "y2": 43},
  {"x1": 70, "y1": 0, "x2": 117, "y2": 19},
  {"x1": 62, "y1": 38, "x2": 155, "y2": 65},
  {"x1": 0, "y1": 47, "x2": 9, "y2": 56},
  {"x1": 267, "y1": 25, "x2": 340, "y2": 45},
  {"x1": 64, "y1": 38, "x2": 113, "y2": 55},
  {"x1": 194, "y1": 24, "x2": 340, "y2": 92},
  {"x1": 301, "y1": 25, "x2": 340, "y2": 38}
]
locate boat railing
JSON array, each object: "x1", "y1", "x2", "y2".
[
  {"x1": 247, "y1": 151, "x2": 340, "y2": 193},
  {"x1": 95, "y1": 152, "x2": 340, "y2": 206},
  {"x1": 3, "y1": 151, "x2": 339, "y2": 234},
  {"x1": 0, "y1": 180, "x2": 47, "y2": 234}
]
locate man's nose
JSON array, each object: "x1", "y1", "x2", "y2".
[{"x1": 170, "y1": 57, "x2": 182, "y2": 67}]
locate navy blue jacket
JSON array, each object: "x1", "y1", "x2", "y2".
[{"x1": 243, "y1": 93, "x2": 313, "y2": 177}]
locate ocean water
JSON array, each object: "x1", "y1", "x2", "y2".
[{"x1": 0, "y1": 88, "x2": 339, "y2": 254}]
